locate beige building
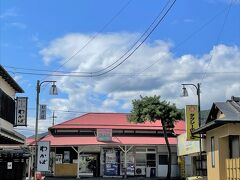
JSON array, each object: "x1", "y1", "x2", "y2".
[
  {"x1": 177, "y1": 132, "x2": 207, "y2": 178},
  {"x1": 0, "y1": 65, "x2": 30, "y2": 180},
  {"x1": 194, "y1": 96, "x2": 240, "y2": 180}
]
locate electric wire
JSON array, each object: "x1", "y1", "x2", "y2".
[
  {"x1": 201, "y1": 0, "x2": 234, "y2": 83},
  {"x1": 90, "y1": 0, "x2": 173, "y2": 74},
  {"x1": 40, "y1": 0, "x2": 176, "y2": 78},
  {"x1": 5, "y1": 0, "x2": 232, "y2": 79},
  {"x1": 7, "y1": 70, "x2": 240, "y2": 77},
  {"x1": 40, "y1": 0, "x2": 133, "y2": 81},
  {"x1": 87, "y1": 0, "x2": 177, "y2": 77}
]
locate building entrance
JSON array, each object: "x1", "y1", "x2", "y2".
[{"x1": 79, "y1": 153, "x2": 100, "y2": 177}]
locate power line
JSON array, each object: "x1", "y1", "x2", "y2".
[
  {"x1": 41, "y1": 0, "x2": 133, "y2": 81},
  {"x1": 201, "y1": 0, "x2": 234, "y2": 83},
  {"x1": 90, "y1": 0, "x2": 173, "y2": 74},
  {"x1": 7, "y1": 0, "x2": 177, "y2": 79},
  {"x1": 90, "y1": 0, "x2": 177, "y2": 77},
  {"x1": 5, "y1": 0, "x2": 231, "y2": 79},
  {"x1": 134, "y1": 3, "x2": 233, "y2": 77},
  {"x1": 4, "y1": 65, "x2": 90, "y2": 74},
  {"x1": 28, "y1": 0, "x2": 176, "y2": 79},
  {"x1": 8, "y1": 70, "x2": 240, "y2": 77}
]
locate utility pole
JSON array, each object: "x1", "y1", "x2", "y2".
[{"x1": 51, "y1": 111, "x2": 57, "y2": 126}]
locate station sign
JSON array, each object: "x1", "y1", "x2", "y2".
[{"x1": 97, "y1": 129, "x2": 112, "y2": 142}]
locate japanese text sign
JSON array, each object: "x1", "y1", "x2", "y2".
[
  {"x1": 97, "y1": 129, "x2": 112, "y2": 142},
  {"x1": 185, "y1": 105, "x2": 199, "y2": 141},
  {"x1": 39, "y1": 104, "x2": 47, "y2": 120},
  {"x1": 37, "y1": 141, "x2": 50, "y2": 171},
  {"x1": 15, "y1": 97, "x2": 28, "y2": 126}
]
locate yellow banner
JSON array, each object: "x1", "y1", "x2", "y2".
[{"x1": 185, "y1": 105, "x2": 199, "y2": 141}]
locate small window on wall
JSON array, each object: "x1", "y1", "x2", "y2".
[
  {"x1": 63, "y1": 151, "x2": 70, "y2": 163},
  {"x1": 211, "y1": 137, "x2": 215, "y2": 167},
  {"x1": 229, "y1": 135, "x2": 240, "y2": 158},
  {"x1": 159, "y1": 155, "x2": 168, "y2": 165}
]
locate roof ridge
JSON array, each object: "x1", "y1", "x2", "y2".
[
  {"x1": 228, "y1": 101, "x2": 240, "y2": 113},
  {"x1": 50, "y1": 113, "x2": 129, "y2": 128},
  {"x1": 51, "y1": 113, "x2": 90, "y2": 127}
]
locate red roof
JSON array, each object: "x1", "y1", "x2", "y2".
[
  {"x1": 26, "y1": 138, "x2": 35, "y2": 145},
  {"x1": 41, "y1": 134, "x2": 177, "y2": 146},
  {"x1": 51, "y1": 113, "x2": 185, "y2": 134}
]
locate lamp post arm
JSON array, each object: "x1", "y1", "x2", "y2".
[
  {"x1": 181, "y1": 83, "x2": 198, "y2": 91},
  {"x1": 38, "y1": 80, "x2": 57, "y2": 94},
  {"x1": 39, "y1": 80, "x2": 56, "y2": 87}
]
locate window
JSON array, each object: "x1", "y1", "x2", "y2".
[
  {"x1": 124, "y1": 130, "x2": 134, "y2": 134},
  {"x1": 112, "y1": 130, "x2": 123, "y2": 134},
  {"x1": 135, "y1": 153, "x2": 146, "y2": 166},
  {"x1": 0, "y1": 88, "x2": 15, "y2": 124},
  {"x1": 229, "y1": 135, "x2": 240, "y2": 158},
  {"x1": 135, "y1": 147, "x2": 147, "y2": 153},
  {"x1": 57, "y1": 129, "x2": 78, "y2": 133},
  {"x1": 159, "y1": 155, "x2": 168, "y2": 165},
  {"x1": 211, "y1": 137, "x2": 215, "y2": 167},
  {"x1": 147, "y1": 153, "x2": 156, "y2": 167},
  {"x1": 135, "y1": 130, "x2": 156, "y2": 134}
]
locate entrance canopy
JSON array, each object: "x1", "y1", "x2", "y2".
[{"x1": 41, "y1": 134, "x2": 177, "y2": 146}]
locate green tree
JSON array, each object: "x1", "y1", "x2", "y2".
[{"x1": 128, "y1": 95, "x2": 182, "y2": 180}]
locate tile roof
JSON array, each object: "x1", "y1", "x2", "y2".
[
  {"x1": 50, "y1": 113, "x2": 185, "y2": 134},
  {"x1": 0, "y1": 65, "x2": 24, "y2": 93},
  {"x1": 41, "y1": 134, "x2": 178, "y2": 146},
  {"x1": 194, "y1": 97, "x2": 240, "y2": 134}
]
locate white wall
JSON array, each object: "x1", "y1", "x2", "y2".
[
  {"x1": 0, "y1": 77, "x2": 16, "y2": 98},
  {"x1": 157, "y1": 145, "x2": 177, "y2": 153},
  {"x1": 157, "y1": 165, "x2": 179, "y2": 177}
]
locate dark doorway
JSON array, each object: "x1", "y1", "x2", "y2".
[{"x1": 0, "y1": 158, "x2": 26, "y2": 180}]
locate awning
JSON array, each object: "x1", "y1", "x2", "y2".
[
  {"x1": 192, "y1": 120, "x2": 240, "y2": 134},
  {"x1": 40, "y1": 134, "x2": 177, "y2": 146},
  {"x1": 0, "y1": 128, "x2": 25, "y2": 144}
]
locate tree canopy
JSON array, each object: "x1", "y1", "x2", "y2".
[
  {"x1": 128, "y1": 95, "x2": 182, "y2": 128},
  {"x1": 128, "y1": 95, "x2": 183, "y2": 179}
]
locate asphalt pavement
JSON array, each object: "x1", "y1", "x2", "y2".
[{"x1": 43, "y1": 177, "x2": 180, "y2": 180}]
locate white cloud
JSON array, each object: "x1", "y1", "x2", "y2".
[
  {"x1": 39, "y1": 32, "x2": 240, "y2": 122},
  {"x1": 0, "y1": 8, "x2": 18, "y2": 19},
  {"x1": 9, "y1": 22, "x2": 27, "y2": 29}
]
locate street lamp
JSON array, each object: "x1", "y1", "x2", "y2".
[
  {"x1": 181, "y1": 83, "x2": 203, "y2": 175},
  {"x1": 34, "y1": 80, "x2": 58, "y2": 179}
]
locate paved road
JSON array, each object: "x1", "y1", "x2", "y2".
[{"x1": 44, "y1": 177, "x2": 180, "y2": 180}]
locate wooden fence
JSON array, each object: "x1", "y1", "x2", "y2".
[{"x1": 226, "y1": 158, "x2": 240, "y2": 180}]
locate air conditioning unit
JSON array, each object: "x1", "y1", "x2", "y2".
[{"x1": 135, "y1": 166, "x2": 146, "y2": 176}]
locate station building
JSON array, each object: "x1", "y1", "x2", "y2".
[{"x1": 29, "y1": 113, "x2": 185, "y2": 178}]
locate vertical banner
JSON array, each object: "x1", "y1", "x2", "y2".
[
  {"x1": 37, "y1": 141, "x2": 50, "y2": 171},
  {"x1": 15, "y1": 97, "x2": 28, "y2": 126},
  {"x1": 185, "y1": 105, "x2": 199, "y2": 141},
  {"x1": 39, "y1": 104, "x2": 47, "y2": 120}
]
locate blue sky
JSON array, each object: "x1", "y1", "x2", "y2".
[{"x1": 0, "y1": 0, "x2": 240, "y2": 136}]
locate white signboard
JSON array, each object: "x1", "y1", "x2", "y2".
[
  {"x1": 7, "y1": 162, "x2": 12, "y2": 169},
  {"x1": 37, "y1": 141, "x2": 50, "y2": 171},
  {"x1": 15, "y1": 97, "x2": 28, "y2": 126},
  {"x1": 97, "y1": 129, "x2": 112, "y2": 141},
  {"x1": 55, "y1": 154, "x2": 62, "y2": 164},
  {"x1": 39, "y1": 104, "x2": 47, "y2": 120}
]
